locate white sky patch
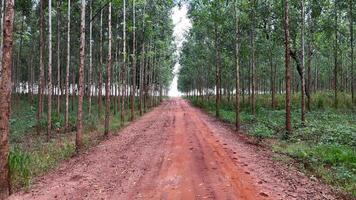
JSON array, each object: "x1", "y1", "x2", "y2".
[{"x1": 168, "y1": 4, "x2": 191, "y2": 97}]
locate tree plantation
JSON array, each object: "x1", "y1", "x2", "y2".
[
  {"x1": 0, "y1": 0, "x2": 175, "y2": 198},
  {"x1": 178, "y1": 0, "x2": 355, "y2": 197},
  {"x1": 0, "y1": 0, "x2": 355, "y2": 199}
]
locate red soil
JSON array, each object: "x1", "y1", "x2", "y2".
[{"x1": 9, "y1": 98, "x2": 337, "y2": 200}]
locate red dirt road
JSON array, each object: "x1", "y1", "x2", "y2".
[{"x1": 10, "y1": 98, "x2": 337, "y2": 200}]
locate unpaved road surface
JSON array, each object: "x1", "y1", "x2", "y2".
[{"x1": 10, "y1": 98, "x2": 337, "y2": 200}]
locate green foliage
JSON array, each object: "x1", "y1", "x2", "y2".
[
  {"x1": 188, "y1": 96, "x2": 356, "y2": 197},
  {"x1": 275, "y1": 143, "x2": 356, "y2": 196},
  {"x1": 8, "y1": 148, "x2": 31, "y2": 189}
]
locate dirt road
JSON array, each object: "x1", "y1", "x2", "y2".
[{"x1": 10, "y1": 98, "x2": 337, "y2": 200}]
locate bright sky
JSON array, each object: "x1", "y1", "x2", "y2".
[{"x1": 168, "y1": 4, "x2": 191, "y2": 97}]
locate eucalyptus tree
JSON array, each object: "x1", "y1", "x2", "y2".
[
  {"x1": 65, "y1": 0, "x2": 71, "y2": 131},
  {"x1": 301, "y1": 0, "x2": 306, "y2": 123},
  {"x1": 235, "y1": 0, "x2": 240, "y2": 131},
  {"x1": 104, "y1": 2, "x2": 112, "y2": 136},
  {"x1": 76, "y1": 0, "x2": 86, "y2": 152},
  {"x1": 88, "y1": 0, "x2": 93, "y2": 115},
  {"x1": 120, "y1": 0, "x2": 127, "y2": 124},
  {"x1": 56, "y1": 0, "x2": 61, "y2": 115},
  {"x1": 98, "y1": 9, "x2": 103, "y2": 116},
  {"x1": 0, "y1": 0, "x2": 15, "y2": 197},
  {"x1": 333, "y1": 0, "x2": 338, "y2": 107},
  {"x1": 130, "y1": 0, "x2": 136, "y2": 121},
  {"x1": 284, "y1": 0, "x2": 292, "y2": 134},
  {"x1": 37, "y1": 0, "x2": 45, "y2": 134},
  {"x1": 350, "y1": 0, "x2": 354, "y2": 103},
  {"x1": 47, "y1": 0, "x2": 53, "y2": 138}
]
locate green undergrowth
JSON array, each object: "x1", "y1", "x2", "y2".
[
  {"x1": 188, "y1": 95, "x2": 356, "y2": 197},
  {"x1": 8, "y1": 95, "x2": 157, "y2": 192}
]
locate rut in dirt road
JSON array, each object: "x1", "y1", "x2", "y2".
[{"x1": 10, "y1": 98, "x2": 337, "y2": 200}]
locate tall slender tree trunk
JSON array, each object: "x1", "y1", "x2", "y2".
[
  {"x1": 143, "y1": 42, "x2": 149, "y2": 113},
  {"x1": 76, "y1": 0, "x2": 86, "y2": 152},
  {"x1": 65, "y1": 0, "x2": 71, "y2": 131},
  {"x1": 139, "y1": 43, "x2": 145, "y2": 116},
  {"x1": 47, "y1": 0, "x2": 53, "y2": 139},
  {"x1": 334, "y1": 2, "x2": 338, "y2": 108},
  {"x1": 251, "y1": 0, "x2": 256, "y2": 115},
  {"x1": 0, "y1": 0, "x2": 4, "y2": 76},
  {"x1": 56, "y1": 1, "x2": 61, "y2": 115},
  {"x1": 284, "y1": 0, "x2": 292, "y2": 134},
  {"x1": 98, "y1": 10, "x2": 103, "y2": 117},
  {"x1": 116, "y1": 34, "x2": 121, "y2": 115},
  {"x1": 306, "y1": 45, "x2": 312, "y2": 110},
  {"x1": 350, "y1": 0, "x2": 354, "y2": 104},
  {"x1": 29, "y1": 44, "x2": 34, "y2": 104},
  {"x1": 71, "y1": 70, "x2": 75, "y2": 111},
  {"x1": 37, "y1": 0, "x2": 45, "y2": 134},
  {"x1": 235, "y1": 1, "x2": 240, "y2": 131},
  {"x1": 215, "y1": 27, "x2": 220, "y2": 118},
  {"x1": 14, "y1": 15, "x2": 24, "y2": 106},
  {"x1": 139, "y1": 0, "x2": 146, "y2": 116},
  {"x1": 131, "y1": 0, "x2": 136, "y2": 121},
  {"x1": 301, "y1": 0, "x2": 306, "y2": 124},
  {"x1": 121, "y1": 0, "x2": 127, "y2": 124},
  {"x1": 266, "y1": 5, "x2": 276, "y2": 109},
  {"x1": 88, "y1": 1, "x2": 93, "y2": 115},
  {"x1": 105, "y1": 3, "x2": 112, "y2": 136},
  {"x1": 0, "y1": 0, "x2": 14, "y2": 197}
]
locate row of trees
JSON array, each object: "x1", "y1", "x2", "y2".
[
  {"x1": 0, "y1": 0, "x2": 175, "y2": 198},
  {"x1": 178, "y1": 0, "x2": 354, "y2": 132}
]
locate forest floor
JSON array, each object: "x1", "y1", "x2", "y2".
[{"x1": 10, "y1": 98, "x2": 341, "y2": 200}]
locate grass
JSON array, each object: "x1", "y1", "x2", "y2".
[
  {"x1": 8, "y1": 95, "x2": 158, "y2": 192},
  {"x1": 188, "y1": 92, "x2": 356, "y2": 197}
]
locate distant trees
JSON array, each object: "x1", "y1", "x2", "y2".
[{"x1": 178, "y1": 0, "x2": 355, "y2": 134}]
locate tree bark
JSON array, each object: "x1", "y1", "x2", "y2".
[
  {"x1": 350, "y1": 0, "x2": 354, "y2": 104},
  {"x1": 65, "y1": 0, "x2": 71, "y2": 131},
  {"x1": 0, "y1": 0, "x2": 14, "y2": 197},
  {"x1": 251, "y1": 0, "x2": 256, "y2": 115},
  {"x1": 98, "y1": 10, "x2": 103, "y2": 116},
  {"x1": 139, "y1": 43, "x2": 145, "y2": 116},
  {"x1": 104, "y1": 3, "x2": 112, "y2": 136},
  {"x1": 131, "y1": 0, "x2": 136, "y2": 121},
  {"x1": 37, "y1": 0, "x2": 45, "y2": 134},
  {"x1": 0, "y1": 0, "x2": 4, "y2": 77},
  {"x1": 121, "y1": 0, "x2": 127, "y2": 124},
  {"x1": 88, "y1": 0, "x2": 93, "y2": 115},
  {"x1": 56, "y1": 1, "x2": 61, "y2": 115},
  {"x1": 301, "y1": 0, "x2": 306, "y2": 124},
  {"x1": 284, "y1": 0, "x2": 292, "y2": 134},
  {"x1": 215, "y1": 27, "x2": 220, "y2": 118},
  {"x1": 47, "y1": 0, "x2": 53, "y2": 139},
  {"x1": 334, "y1": 2, "x2": 338, "y2": 108},
  {"x1": 76, "y1": 0, "x2": 86, "y2": 152},
  {"x1": 235, "y1": 1, "x2": 240, "y2": 131},
  {"x1": 29, "y1": 44, "x2": 34, "y2": 104}
]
